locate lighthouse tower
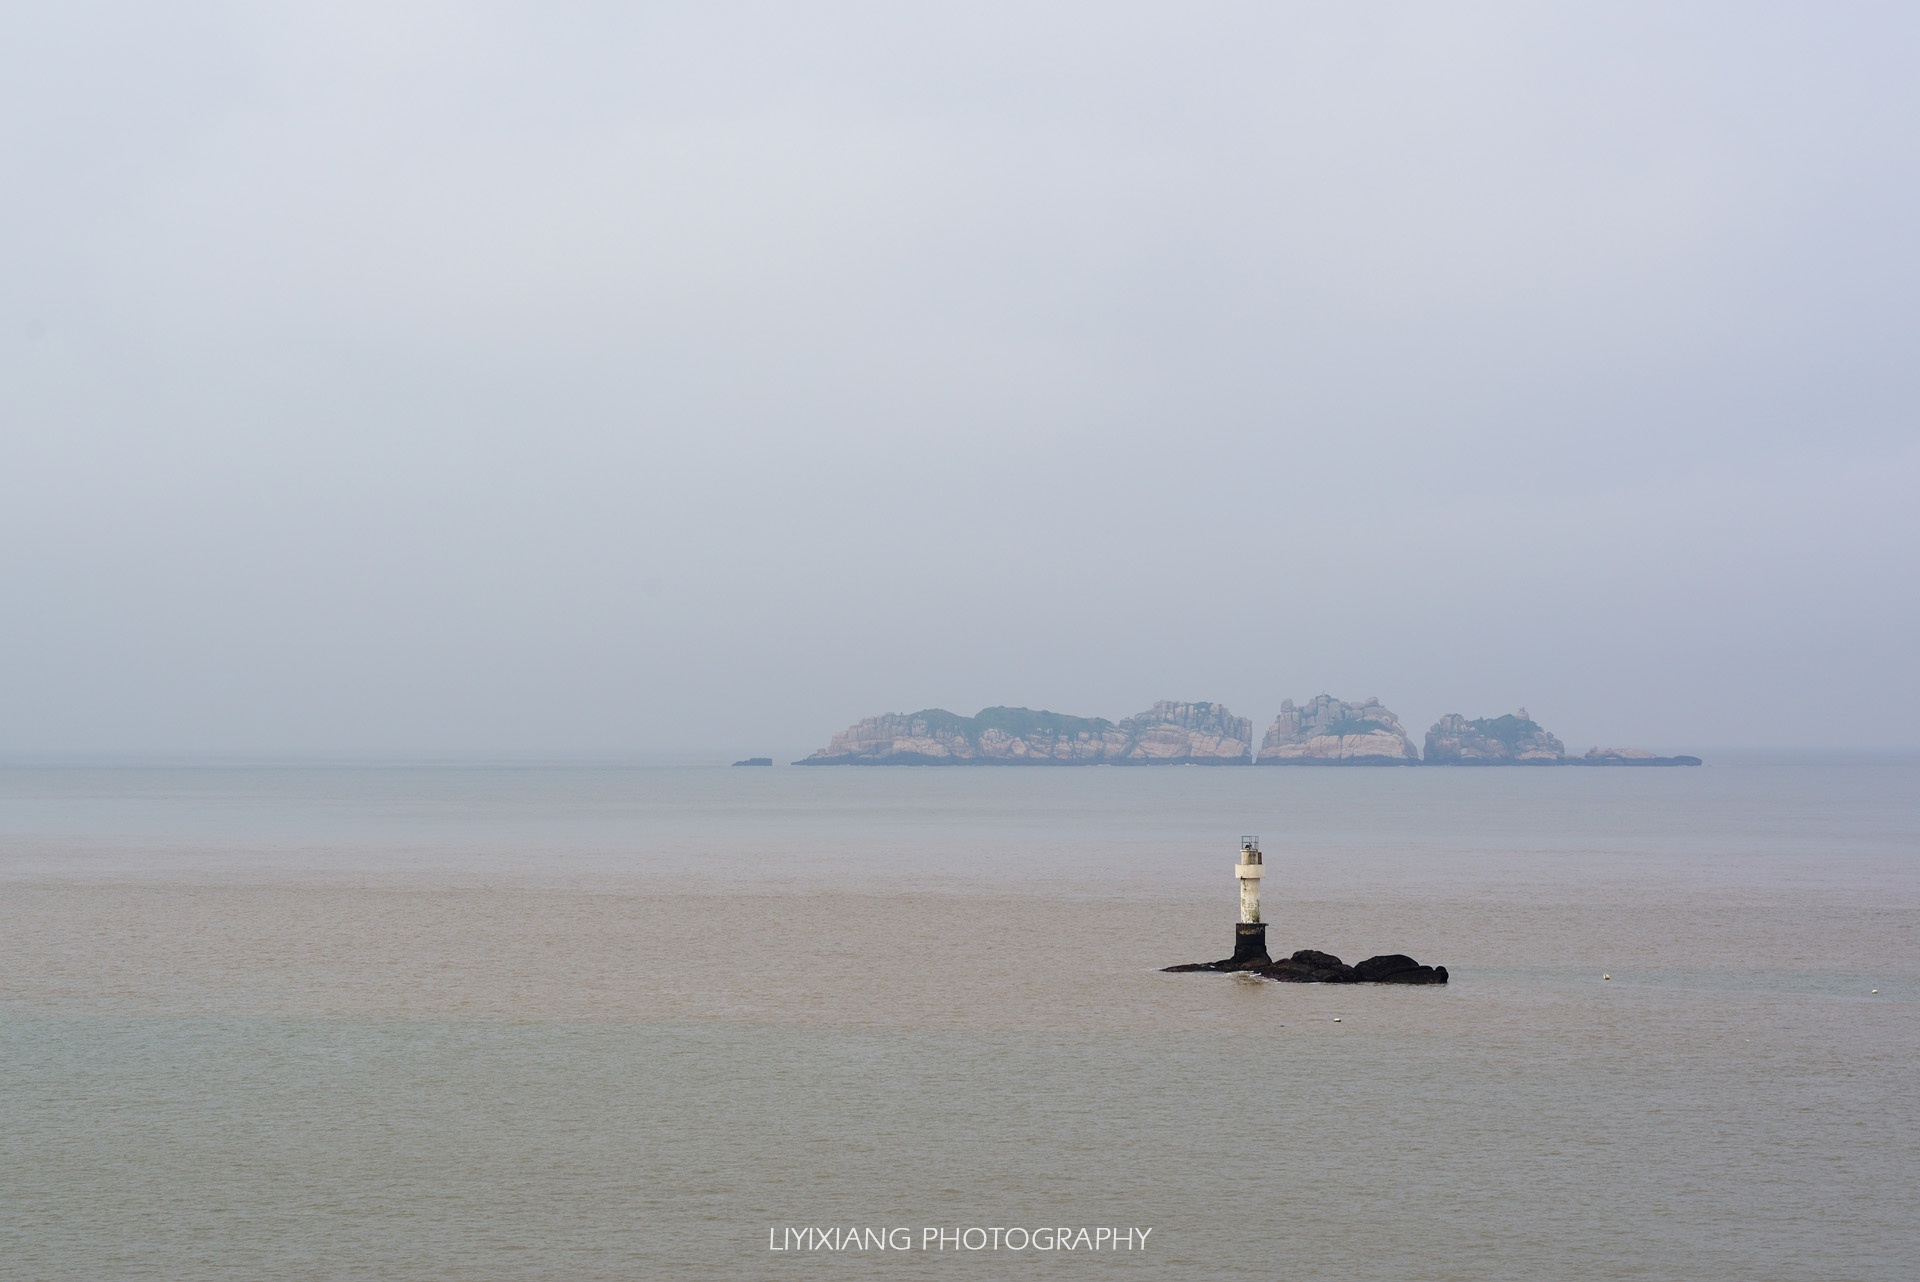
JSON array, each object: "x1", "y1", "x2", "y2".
[{"x1": 1231, "y1": 835, "x2": 1270, "y2": 965}]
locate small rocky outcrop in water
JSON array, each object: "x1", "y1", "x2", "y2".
[
  {"x1": 1256, "y1": 696, "x2": 1420, "y2": 765},
  {"x1": 1577, "y1": 747, "x2": 1702, "y2": 766},
  {"x1": 1424, "y1": 708, "x2": 1566, "y2": 764},
  {"x1": 1165, "y1": 947, "x2": 1448, "y2": 985},
  {"x1": 796, "y1": 701, "x2": 1252, "y2": 765}
]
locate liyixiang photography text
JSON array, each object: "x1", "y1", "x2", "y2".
[{"x1": 768, "y1": 1226, "x2": 1154, "y2": 1253}]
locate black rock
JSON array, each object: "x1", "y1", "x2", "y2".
[
  {"x1": 1263, "y1": 949, "x2": 1358, "y2": 983},
  {"x1": 1160, "y1": 923, "x2": 1271, "y2": 972},
  {"x1": 731, "y1": 757, "x2": 774, "y2": 767},
  {"x1": 1166, "y1": 945, "x2": 1447, "y2": 984},
  {"x1": 1352, "y1": 954, "x2": 1448, "y2": 984}
]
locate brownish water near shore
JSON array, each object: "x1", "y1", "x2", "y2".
[{"x1": 3, "y1": 760, "x2": 1916, "y2": 1278}]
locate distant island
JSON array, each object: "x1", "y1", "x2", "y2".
[
  {"x1": 1575, "y1": 747, "x2": 1703, "y2": 767},
  {"x1": 1257, "y1": 696, "x2": 1420, "y2": 764},
  {"x1": 1426, "y1": 708, "x2": 1567, "y2": 764},
  {"x1": 796, "y1": 699, "x2": 1698, "y2": 766},
  {"x1": 1425, "y1": 709, "x2": 1701, "y2": 765},
  {"x1": 796, "y1": 702, "x2": 1252, "y2": 765}
]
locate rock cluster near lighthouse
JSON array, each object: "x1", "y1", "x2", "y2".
[
  {"x1": 1166, "y1": 947, "x2": 1448, "y2": 984},
  {"x1": 1256, "y1": 696, "x2": 1420, "y2": 765},
  {"x1": 1424, "y1": 708, "x2": 1566, "y2": 764},
  {"x1": 797, "y1": 701, "x2": 1252, "y2": 765}
]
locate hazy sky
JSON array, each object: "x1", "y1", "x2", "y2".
[{"x1": 4, "y1": 2, "x2": 1917, "y2": 755}]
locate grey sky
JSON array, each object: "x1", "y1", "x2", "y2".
[{"x1": 4, "y1": 2, "x2": 1917, "y2": 754}]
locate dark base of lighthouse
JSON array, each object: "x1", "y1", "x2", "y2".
[
  {"x1": 1164, "y1": 939, "x2": 1448, "y2": 984},
  {"x1": 1163, "y1": 923, "x2": 1270, "y2": 973},
  {"x1": 1230, "y1": 922, "x2": 1270, "y2": 966}
]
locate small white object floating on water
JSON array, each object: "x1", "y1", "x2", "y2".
[
  {"x1": 1333, "y1": 1018, "x2": 1342, "y2": 1023},
  {"x1": 1603, "y1": 974, "x2": 1611, "y2": 980},
  {"x1": 1872, "y1": 989, "x2": 1878, "y2": 994}
]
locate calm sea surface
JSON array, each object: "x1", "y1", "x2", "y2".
[{"x1": 2, "y1": 759, "x2": 1916, "y2": 1279}]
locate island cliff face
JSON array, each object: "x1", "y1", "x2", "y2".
[
  {"x1": 1118, "y1": 701, "x2": 1253, "y2": 762},
  {"x1": 1425, "y1": 708, "x2": 1566, "y2": 764},
  {"x1": 1256, "y1": 696, "x2": 1420, "y2": 765},
  {"x1": 798, "y1": 701, "x2": 1252, "y2": 765}
]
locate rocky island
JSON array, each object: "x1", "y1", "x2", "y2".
[
  {"x1": 1424, "y1": 708, "x2": 1566, "y2": 764},
  {"x1": 1577, "y1": 746, "x2": 1703, "y2": 766},
  {"x1": 1423, "y1": 709, "x2": 1698, "y2": 765},
  {"x1": 796, "y1": 701, "x2": 1253, "y2": 765},
  {"x1": 797, "y1": 697, "x2": 1700, "y2": 765},
  {"x1": 1256, "y1": 696, "x2": 1420, "y2": 765}
]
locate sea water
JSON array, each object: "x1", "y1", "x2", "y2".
[{"x1": 2, "y1": 758, "x2": 1916, "y2": 1279}]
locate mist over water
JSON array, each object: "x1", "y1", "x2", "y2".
[{"x1": 3, "y1": 760, "x2": 1915, "y2": 1278}]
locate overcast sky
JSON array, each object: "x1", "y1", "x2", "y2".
[{"x1": 4, "y1": 2, "x2": 1917, "y2": 756}]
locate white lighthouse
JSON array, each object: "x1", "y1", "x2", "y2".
[
  {"x1": 1237, "y1": 835, "x2": 1263, "y2": 921},
  {"x1": 1230, "y1": 835, "x2": 1270, "y2": 965}
]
